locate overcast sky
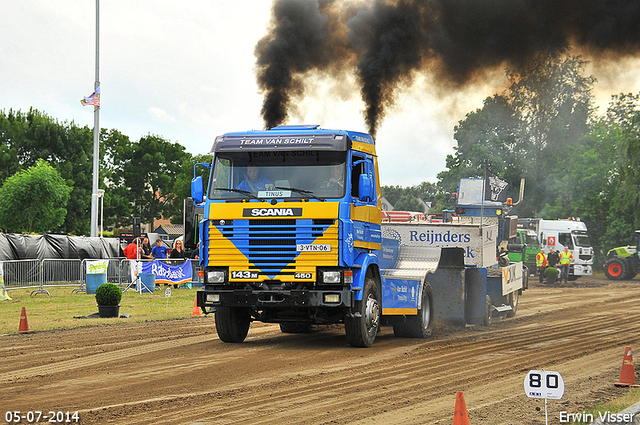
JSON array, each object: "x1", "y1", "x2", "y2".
[{"x1": 2, "y1": 1, "x2": 640, "y2": 187}]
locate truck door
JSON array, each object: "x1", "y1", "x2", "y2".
[
  {"x1": 350, "y1": 152, "x2": 380, "y2": 251},
  {"x1": 558, "y1": 233, "x2": 573, "y2": 250}
]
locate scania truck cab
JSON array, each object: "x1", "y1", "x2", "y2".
[{"x1": 191, "y1": 125, "x2": 384, "y2": 346}]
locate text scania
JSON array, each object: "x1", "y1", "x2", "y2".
[
  {"x1": 409, "y1": 230, "x2": 471, "y2": 245},
  {"x1": 243, "y1": 208, "x2": 303, "y2": 217}
]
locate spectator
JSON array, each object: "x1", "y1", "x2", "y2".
[
  {"x1": 151, "y1": 238, "x2": 169, "y2": 259},
  {"x1": 123, "y1": 238, "x2": 141, "y2": 260},
  {"x1": 169, "y1": 239, "x2": 186, "y2": 260},
  {"x1": 536, "y1": 248, "x2": 547, "y2": 284},
  {"x1": 140, "y1": 237, "x2": 153, "y2": 260},
  {"x1": 190, "y1": 241, "x2": 200, "y2": 260},
  {"x1": 558, "y1": 246, "x2": 574, "y2": 284}
]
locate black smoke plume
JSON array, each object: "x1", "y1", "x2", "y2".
[{"x1": 255, "y1": 0, "x2": 640, "y2": 137}]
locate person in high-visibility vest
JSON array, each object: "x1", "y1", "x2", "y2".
[
  {"x1": 559, "y1": 246, "x2": 574, "y2": 284},
  {"x1": 536, "y1": 248, "x2": 548, "y2": 283}
]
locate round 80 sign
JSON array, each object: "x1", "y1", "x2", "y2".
[{"x1": 524, "y1": 370, "x2": 565, "y2": 400}]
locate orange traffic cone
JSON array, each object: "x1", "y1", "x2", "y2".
[
  {"x1": 192, "y1": 295, "x2": 201, "y2": 316},
  {"x1": 614, "y1": 346, "x2": 640, "y2": 387},
  {"x1": 18, "y1": 307, "x2": 29, "y2": 332},
  {"x1": 453, "y1": 391, "x2": 470, "y2": 425}
]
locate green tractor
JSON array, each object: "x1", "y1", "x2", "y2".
[{"x1": 603, "y1": 230, "x2": 640, "y2": 280}]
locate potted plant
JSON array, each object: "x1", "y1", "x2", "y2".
[
  {"x1": 544, "y1": 267, "x2": 559, "y2": 285},
  {"x1": 95, "y1": 282, "x2": 122, "y2": 318}
]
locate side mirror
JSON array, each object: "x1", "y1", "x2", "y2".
[
  {"x1": 191, "y1": 176, "x2": 204, "y2": 204},
  {"x1": 358, "y1": 174, "x2": 373, "y2": 202}
]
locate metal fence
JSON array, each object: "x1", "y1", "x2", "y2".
[{"x1": 0, "y1": 258, "x2": 203, "y2": 295}]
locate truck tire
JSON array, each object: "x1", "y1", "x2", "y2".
[
  {"x1": 345, "y1": 277, "x2": 381, "y2": 347},
  {"x1": 506, "y1": 290, "x2": 519, "y2": 318},
  {"x1": 604, "y1": 257, "x2": 628, "y2": 281},
  {"x1": 279, "y1": 323, "x2": 317, "y2": 333},
  {"x1": 393, "y1": 284, "x2": 434, "y2": 338},
  {"x1": 215, "y1": 307, "x2": 251, "y2": 343}
]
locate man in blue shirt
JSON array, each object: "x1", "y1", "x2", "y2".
[
  {"x1": 236, "y1": 166, "x2": 273, "y2": 192},
  {"x1": 151, "y1": 238, "x2": 169, "y2": 259}
]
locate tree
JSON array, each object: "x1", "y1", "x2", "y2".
[
  {"x1": 104, "y1": 133, "x2": 189, "y2": 230},
  {"x1": 599, "y1": 94, "x2": 640, "y2": 249},
  {"x1": 171, "y1": 153, "x2": 212, "y2": 224},
  {"x1": 0, "y1": 108, "x2": 93, "y2": 235},
  {"x1": 393, "y1": 194, "x2": 425, "y2": 212},
  {"x1": 438, "y1": 51, "x2": 596, "y2": 217},
  {"x1": 0, "y1": 159, "x2": 72, "y2": 233}
]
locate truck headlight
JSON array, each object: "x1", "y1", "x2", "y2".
[
  {"x1": 323, "y1": 271, "x2": 341, "y2": 283},
  {"x1": 324, "y1": 293, "x2": 341, "y2": 303},
  {"x1": 206, "y1": 294, "x2": 220, "y2": 303},
  {"x1": 207, "y1": 271, "x2": 225, "y2": 283}
]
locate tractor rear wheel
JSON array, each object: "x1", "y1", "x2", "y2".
[{"x1": 604, "y1": 257, "x2": 628, "y2": 281}]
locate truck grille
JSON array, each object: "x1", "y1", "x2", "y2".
[{"x1": 209, "y1": 218, "x2": 338, "y2": 277}]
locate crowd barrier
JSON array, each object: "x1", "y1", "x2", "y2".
[{"x1": 0, "y1": 258, "x2": 203, "y2": 295}]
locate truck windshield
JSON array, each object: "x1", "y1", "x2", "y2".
[
  {"x1": 208, "y1": 150, "x2": 347, "y2": 200},
  {"x1": 573, "y1": 232, "x2": 591, "y2": 247}
]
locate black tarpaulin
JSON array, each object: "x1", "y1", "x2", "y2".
[{"x1": 0, "y1": 234, "x2": 121, "y2": 260}]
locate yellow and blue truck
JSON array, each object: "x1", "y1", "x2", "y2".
[{"x1": 190, "y1": 125, "x2": 525, "y2": 347}]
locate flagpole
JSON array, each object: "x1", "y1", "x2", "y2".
[
  {"x1": 481, "y1": 167, "x2": 485, "y2": 235},
  {"x1": 90, "y1": 0, "x2": 100, "y2": 237}
]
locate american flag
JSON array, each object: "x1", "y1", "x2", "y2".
[{"x1": 81, "y1": 84, "x2": 100, "y2": 107}]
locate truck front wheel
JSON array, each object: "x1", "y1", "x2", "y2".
[
  {"x1": 345, "y1": 277, "x2": 380, "y2": 347},
  {"x1": 393, "y1": 284, "x2": 434, "y2": 338},
  {"x1": 215, "y1": 307, "x2": 251, "y2": 343}
]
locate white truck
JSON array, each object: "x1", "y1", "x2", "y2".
[{"x1": 519, "y1": 218, "x2": 594, "y2": 278}]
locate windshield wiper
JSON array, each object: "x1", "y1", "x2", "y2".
[
  {"x1": 275, "y1": 186, "x2": 322, "y2": 201},
  {"x1": 214, "y1": 187, "x2": 260, "y2": 200}
]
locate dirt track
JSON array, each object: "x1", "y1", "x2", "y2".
[{"x1": 2, "y1": 276, "x2": 639, "y2": 424}]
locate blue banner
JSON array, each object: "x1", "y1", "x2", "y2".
[{"x1": 142, "y1": 260, "x2": 192, "y2": 285}]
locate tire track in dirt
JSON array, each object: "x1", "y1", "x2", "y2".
[
  {"x1": 0, "y1": 325, "x2": 283, "y2": 383},
  {"x1": 77, "y1": 290, "x2": 640, "y2": 424}
]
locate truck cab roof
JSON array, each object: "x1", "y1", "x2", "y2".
[{"x1": 210, "y1": 125, "x2": 375, "y2": 154}]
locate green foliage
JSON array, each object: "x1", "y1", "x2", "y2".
[
  {"x1": 102, "y1": 131, "x2": 190, "y2": 230},
  {"x1": 0, "y1": 109, "x2": 93, "y2": 234},
  {"x1": 381, "y1": 181, "x2": 448, "y2": 213},
  {"x1": 544, "y1": 267, "x2": 559, "y2": 279},
  {"x1": 171, "y1": 153, "x2": 212, "y2": 224},
  {"x1": 0, "y1": 159, "x2": 72, "y2": 233},
  {"x1": 95, "y1": 283, "x2": 122, "y2": 306},
  {"x1": 394, "y1": 194, "x2": 425, "y2": 212},
  {"x1": 433, "y1": 50, "x2": 640, "y2": 255}
]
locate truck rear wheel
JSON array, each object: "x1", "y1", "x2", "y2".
[
  {"x1": 506, "y1": 290, "x2": 519, "y2": 318},
  {"x1": 393, "y1": 284, "x2": 434, "y2": 338},
  {"x1": 604, "y1": 257, "x2": 628, "y2": 281},
  {"x1": 215, "y1": 307, "x2": 251, "y2": 343},
  {"x1": 345, "y1": 277, "x2": 380, "y2": 347}
]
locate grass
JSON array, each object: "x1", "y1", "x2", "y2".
[
  {"x1": 0, "y1": 284, "x2": 205, "y2": 335},
  {"x1": 570, "y1": 388, "x2": 640, "y2": 423}
]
